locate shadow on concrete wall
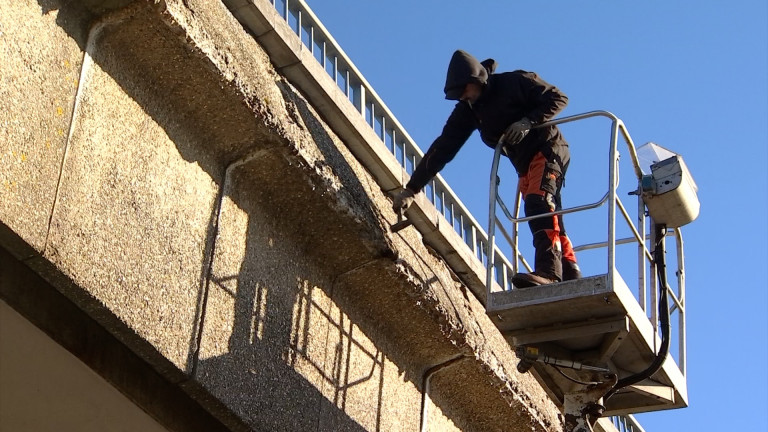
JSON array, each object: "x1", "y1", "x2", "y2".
[
  {"x1": 189, "y1": 85, "x2": 414, "y2": 430},
  {"x1": 197, "y1": 267, "x2": 384, "y2": 431}
]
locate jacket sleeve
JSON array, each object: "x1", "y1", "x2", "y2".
[
  {"x1": 406, "y1": 103, "x2": 476, "y2": 193},
  {"x1": 519, "y1": 71, "x2": 568, "y2": 124}
]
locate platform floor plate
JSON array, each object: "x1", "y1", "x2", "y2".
[{"x1": 488, "y1": 271, "x2": 687, "y2": 415}]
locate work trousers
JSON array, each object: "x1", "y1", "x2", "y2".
[{"x1": 517, "y1": 151, "x2": 578, "y2": 280}]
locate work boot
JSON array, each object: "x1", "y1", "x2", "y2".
[
  {"x1": 512, "y1": 230, "x2": 562, "y2": 288},
  {"x1": 562, "y1": 260, "x2": 582, "y2": 281},
  {"x1": 559, "y1": 234, "x2": 581, "y2": 281}
]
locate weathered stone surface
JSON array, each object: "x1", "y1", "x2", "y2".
[
  {"x1": 36, "y1": 0, "x2": 297, "y2": 373},
  {"x1": 195, "y1": 155, "x2": 333, "y2": 429},
  {"x1": 42, "y1": 53, "x2": 217, "y2": 370},
  {"x1": 0, "y1": 0, "x2": 91, "y2": 257}
]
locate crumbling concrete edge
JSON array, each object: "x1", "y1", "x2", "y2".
[{"x1": 392, "y1": 257, "x2": 562, "y2": 430}]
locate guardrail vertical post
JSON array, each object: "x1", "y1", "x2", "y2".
[
  {"x1": 607, "y1": 119, "x2": 620, "y2": 290},
  {"x1": 344, "y1": 69, "x2": 350, "y2": 98},
  {"x1": 380, "y1": 116, "x2": 387, "y2": 142},
  {"x1": 358, "y1": 83, "x2": 366, "y2": 115},
  {"x1": 296, "y1": 7, "x2": 302, "y2": 40},
  {"x1": 638, "y1": 192, "x2": 647, "y2": 312},
  {"x1": 512, "y1": 190, "x2": 521, "y2": 275},
  {"x1": 486, "y1": 140, "x2": 505, "y2": 297},
  {"x1": 675, "y1": 228, "x2": 687, "y2": 376}
]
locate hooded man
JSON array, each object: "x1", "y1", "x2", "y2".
[{"x1": 392, "y1": 50, "x2": 581, "y2": 287}]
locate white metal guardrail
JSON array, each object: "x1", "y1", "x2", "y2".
[
  {"x1": 486, "y1": 112, "x2": 687, "y2": 377},
  {"x1": 487, "y1": 111, "x2": 687, "y2": 376},
  {"x1": 611, "y1": 414, "x2": 647, "y2": 432}
]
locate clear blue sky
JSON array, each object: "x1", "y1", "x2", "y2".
[{"x1": 304, "y1": 1, "x2": 767, "y2": 430}]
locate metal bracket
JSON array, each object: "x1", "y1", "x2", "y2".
[{"x1": 563, "y1": 374, "x2": 618, "y2": 432}]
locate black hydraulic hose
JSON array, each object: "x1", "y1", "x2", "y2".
[{"x1": 604, "y1": 223, "x2": 671, "y2": 401}]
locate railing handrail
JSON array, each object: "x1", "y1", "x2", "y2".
[
  {"x1": 485, "y1": 110, "x2": 687, "y2": 378},
  {"x1": 486, "y1": 110, "x2": 634, "y2": 293}
]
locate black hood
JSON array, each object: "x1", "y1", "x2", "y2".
[{"x1": 443, "y1": 50, "x2": 495, "y2": 100}]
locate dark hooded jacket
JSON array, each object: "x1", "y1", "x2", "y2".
[{"x1": 406, "y1": 50, "x2": 569, "y2": 193}]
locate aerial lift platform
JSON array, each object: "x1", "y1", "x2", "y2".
[{"x1": 483, "y1": 111, "x2": 699, "y2": 431}]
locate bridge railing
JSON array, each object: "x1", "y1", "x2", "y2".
[
  {"x1": 264, "y1": 0, "x2": 504, "y2": 270},
  {"x1": 611, "y1": 414, "x2": 647, "y2": 432}
]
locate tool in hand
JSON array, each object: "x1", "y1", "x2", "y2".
[{"x1": 391, "y1": 207, "x2": 413, "y2": 233}]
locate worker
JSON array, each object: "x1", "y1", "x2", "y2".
[{"x1": 392, "y1": 50, "x2": 581, "y2": 287}]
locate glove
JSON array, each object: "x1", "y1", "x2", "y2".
[
  {"x1": 392, "y1": 188, "x2": 415, "y2": 213},
  {"x1": 503, "y1": 117, "x2": 532, "y2": 146}
]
